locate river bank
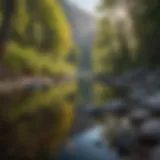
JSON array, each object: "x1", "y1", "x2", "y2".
[{"x1": 0, "y1": 75, "x2": 75, "y2": 93}]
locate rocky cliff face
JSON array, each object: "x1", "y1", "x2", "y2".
[{"x1": 59, "y1": 0, "x2": 95, "y2": 43}]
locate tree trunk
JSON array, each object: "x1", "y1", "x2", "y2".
[{"x1": 0, "y1": 0, "x2": 15, "y2": 60}]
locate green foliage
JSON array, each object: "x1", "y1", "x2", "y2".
[
  {"x1": 3, "y1": 42, "x2": 74, "y2": 75},
  {"x1": 13, "y1": 0, "x2": 29, "y2": 36},
  {"x1": 129, "y1": 0, "x2": 160, "y2": 67},
  {"x1": 35, "y1": 0, "x2": 72, "y2": 54},
  {"x1": 92, "y1": 18, "x2": 118, "y2": 73},
  {"x1": 0, "y1": 0, "x2": 75, "y2": 75}
]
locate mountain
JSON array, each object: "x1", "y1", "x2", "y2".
[
  {"x1": 59, "y1": 0, "x2": 95, "y2": 69},
  {"x1": 59, "y1": 0, "x2": 96, "y2": 43}
]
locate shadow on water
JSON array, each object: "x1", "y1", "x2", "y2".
[{"x1": 0, "y1": 82, "x2": 77, "y2": 159}]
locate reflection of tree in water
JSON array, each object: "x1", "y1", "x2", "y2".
[
  {"x1": 93, "y1": 83, "x2": 128, "y2": 105},
  {"x1": 0, "y1": 83, "x2": 76, "y2": 159}
]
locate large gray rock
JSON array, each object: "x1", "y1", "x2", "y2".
[
  {"x1": 150, "y1": 146, "x2": 160, "y2": 160},
  {"x1": 129, "y1": 108, "x2": 151, "y2": 121},
  {"x1": 139, "y1": 118, "x2": 160, "y2": 142}
]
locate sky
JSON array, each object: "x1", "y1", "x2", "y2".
[{"x1": 69, "y1": 0, "x2": 99, "y2": 14}]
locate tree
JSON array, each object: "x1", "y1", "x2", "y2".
[
  {"x1": 93, "y1": 18, "x2": 117, "y2": 73},
  {"x1": 127, "y1": 0, "x2": 160, "y2": 67},
  {"x1": 92, "y1": 0, "x2": 137, "y2": 104},
  {"x1": 1, "y1": 0, "x2": 74, "y2": 75}
]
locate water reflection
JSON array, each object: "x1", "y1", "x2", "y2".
[
  {"x1": 57, "y1": 126, "x2": 119, "y2": 160},
  {"x1": 93, "y1": 83, "x2": 128, "y2": 105},
  {"x1": 0, "y1": 82, "x2": 76, "y2": 159}
]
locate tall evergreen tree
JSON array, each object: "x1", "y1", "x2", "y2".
[{"x1": 0, "y1": 0, "x2": 15, "y2": 60}]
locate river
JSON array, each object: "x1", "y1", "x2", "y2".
[
  {"x1": 57, "y1": 125, "x2": 119, "y2": 160},
  {"x1": 0, "y1": 77, "x2": 119, "y2": 159}
]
